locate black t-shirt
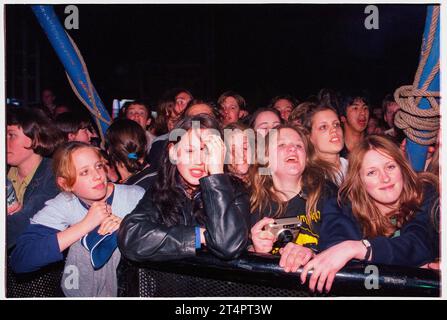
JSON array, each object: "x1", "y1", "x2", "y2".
[{"x1": 250, "y1": 181, "x2": 337, "y2": 252}]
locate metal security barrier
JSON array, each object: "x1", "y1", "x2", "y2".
[
  {"x1": 6, "y1": 251, "x2": 440, "y2": 298},
  {"x1": 6, "y1": 260, "x2": 65, "y2": 298},
  {"x1": 121, "y1": 250, "x2": 440, "y2": 297}
]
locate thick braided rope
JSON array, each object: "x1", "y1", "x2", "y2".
[
  {"x1": 393, "y1": 6, "x2": 440, "y2": 146},
  {"x1": 66, "y1": 74, "x2": 108, "y2": 147},
  {"x1": 64, "y1": 31, "x2": 111, "y2": 146}
]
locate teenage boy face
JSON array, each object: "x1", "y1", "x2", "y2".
[
  {"x1": 273, "y1": 99, "x2": 293, "y2": 121},
  {"x1": 220, "y1": 97, "x2": 242, "y2": 126},
  {"x1": 126, "y1": 104, "x2": 151, "y2": 129},
  {"x1": 7, "y1": 125, "x2": 35, "y2": 167},
  {"x1": 344, "y1": 98, "x2": 369, "y2": 133},
  {"x1": 384, "y1": 102, "x2": 400, "y2": 129}
]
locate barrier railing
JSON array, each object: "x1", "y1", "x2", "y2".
[
  {"x1": 121, "y1": 250, "x2": 440, "y2": 297},
  {"x1": 6, "y1": 260, "x2": 65, "y2": 298},
  {"x1": 6, "y1": 250, "x2": 440, "y2": 297}
]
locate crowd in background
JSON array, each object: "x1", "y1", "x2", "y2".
[{"x1": 6, "y1": 86, "x2": 440, "y2": 296}]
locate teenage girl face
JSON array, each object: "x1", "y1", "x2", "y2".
[
  {"x1": 7, "y1": 125, "x2": 36, "y2": 167},
  {"x1": 228, "y1": 131, "x2": 251, "y2": 176},
  {"x1": 310, "y1": 110, "x2": 344, "y2": 156},
  {"x1": 253, "y1": 111, "x2": 281, "y2": 137},
  {"x1": 68, "y1": 147, "x2": 108, "y2": 205},
  {"x1": 360, "y1": 149, "x2": 404, "y2": 209},
  {"x1": 171, "y1": 128, "x2": 215, "y2": 186},
  {"x1": 268, "y1": 128, "x2": 306, "y2": 179}
]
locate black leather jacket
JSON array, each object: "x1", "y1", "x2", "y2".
[{"x1": 118, "y1": 174, "x2": 249, "y2": 262}]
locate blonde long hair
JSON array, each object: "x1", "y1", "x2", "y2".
[
  {"x1": 249, "y1": 125, "x2": 326, "y2": 222},
  {"x1": 339, "y1": 135, "x2": 438, "y2": 238}
]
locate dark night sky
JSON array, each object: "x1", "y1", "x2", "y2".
[{"x1": 6, "y1": 4, "x2": 427, "y2": 111}]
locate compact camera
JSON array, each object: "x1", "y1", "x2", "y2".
[{"x1": 265, "y1": 217, "x2": 302, "y2": 245}]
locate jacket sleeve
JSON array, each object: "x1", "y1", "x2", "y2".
[
  {"x1": 369, "y1": 188, "x2": 437, "y2": 266},
  {"x1": 318, "y1": 197, "x2": 363, "y2": 251},
  {"x1": 200, "y1": 174, "x2": 250, "y2": 260},
  {"x1": 10, "y1": 224, "x2": 63, "y2": 273},
  {"x1": 118, "y1": 189, "x2": 197, "y2": 262}
]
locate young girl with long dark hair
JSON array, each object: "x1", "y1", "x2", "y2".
[{"x1": 118, "y1": 114, "x2": 249, "y2": 261}]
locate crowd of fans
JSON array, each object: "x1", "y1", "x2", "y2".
[{"x1": 6, "y1": 86, "x2": 440, "y2": 296}]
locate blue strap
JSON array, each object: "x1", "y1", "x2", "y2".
[{"x1": 195, "y1": 226, "x2": 202, "y2": 249}]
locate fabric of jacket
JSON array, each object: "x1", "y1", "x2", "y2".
[
  {"x1": 319, "y1": 184, "x2": 438, "y2": 267},
  {"x1": 7, "y1": 157, "x2": 59, "y2": 250},
  {"x1": 118, "y1": 173, "x2": 250, "y2": 262}
]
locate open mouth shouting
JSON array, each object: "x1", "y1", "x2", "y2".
[
  {"x1": 285, "y1": 155, "x2": 299, "y2": 163},
  {"x1": 358, "y1": 117, "x2": 367, "y2": 128}
]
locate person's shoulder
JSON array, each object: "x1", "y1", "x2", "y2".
[
  {"x1": 420, "y1": 180, "x2": 439, "y2": 207},
  {"x1": 112, "y1": 184, "x2": 146, "y2": 214},
  {"x1": 40, "y1": 157, "x2": 53, "y2": 167},
  {"x1": 31, "y1": 192, "x2": 75, "y2": 226},
  {"x1": 322, "y1": 197, "x2": 355, "y2": 221},
  {"x1": 146, "y1": 131, "x2": 156, "y2": 142},
  {"x1": 152, "y1": 133, "x2": 169, "y2": 143},
  {"x1": 46, "y1": 191, "x2": 76, "y2": 206},
  {"x1": 42, "y1": 192, "x2": 81, "y2": 218},
  {"x1": 421, "y1": 180, "x2": 437, "y2": 194},
  {"x1": 34, "y1": 158, "x2": 56, "y2": 180},
  {"x1": 322, "y1": 179, "x2": 339, "y2": 199},
  {"x1": 130, "y1": 167, "x2": 158, "y2": 188},
  {"x1": 114, "y1": 183, "x2": 145, "y2": 196},
  {"x1": 228, "y1": 174, "x2": 248, "y2": 191}
]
